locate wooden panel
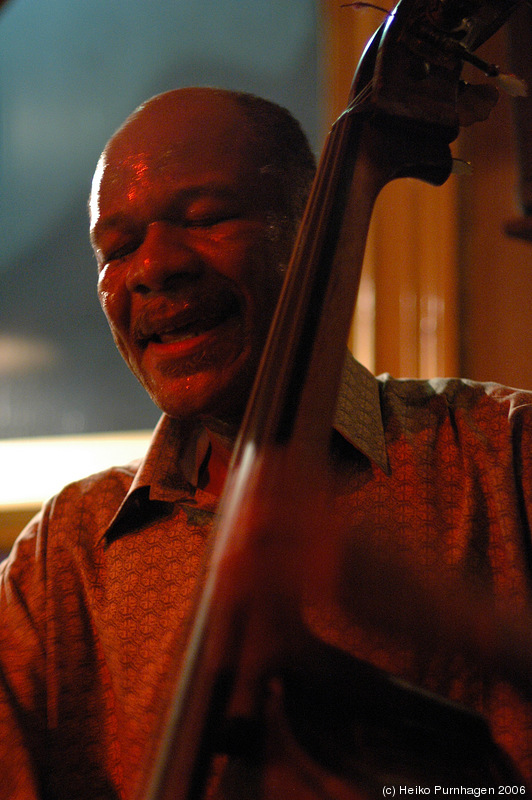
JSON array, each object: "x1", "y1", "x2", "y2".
[
  {"x1": 318, "y1": 1, "x2": 459, "y2": 379},
  {"x1": 457, "y1": 30, "x2": 532, "y2": 389}
]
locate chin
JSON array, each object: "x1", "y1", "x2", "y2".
[{"x1": 146, "y1": 366, "x2": 251, "y2": 427}]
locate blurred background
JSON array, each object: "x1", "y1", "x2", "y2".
[{"x1": 1, "y1": 0, "x2": 531, "y2": 548}]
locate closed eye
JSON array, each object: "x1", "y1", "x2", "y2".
[
  {"x1": 106, "y1": 239, "x2": 140, "y2": 261},
  {"x1": 91, "y1": 213, "x2": 143, "y2": 267},
  {"x1": 183, "y1": 193, "x2": 242, "y2": 230},
  {"x1": 96, "y1": 234, "x2": 142, "y2": 266},
  {"x1": 185, "y1": 213, "x2": 239, "y2": 229}
]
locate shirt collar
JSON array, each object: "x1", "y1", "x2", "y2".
[
  {"x1": 104, "y1": 352, "x2": 388, "y2": 541},
  {"x1": 124, "y1": 415, "x2": 211, "y2": 502},
  {"x1": 334, "y1": 352, "x2": 388, "y2": 473}
]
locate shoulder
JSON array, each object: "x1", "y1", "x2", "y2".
[
  {"x1": 47, "y1": 460, "x2": 141, "y2": 542},
  {"x1": 377, "y1": 373, "x2": 532, "y2": 421},
  {"x1": 375, "y1": 375, "x2": 532, "y2": 458},
  {"x1": 51, "y1": 460, "x2": 139, "y2": 507},
  {"x1": 2, "y1": 461, "x2": 140, "y2": 575}
]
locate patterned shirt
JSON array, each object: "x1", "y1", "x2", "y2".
[{"x1": 1, "y1": 356, "x2": 531, "y2": 798}]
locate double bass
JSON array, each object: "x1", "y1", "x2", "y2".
[{"x1": 139, "y1": 0, "x2": 531, "y2": 796}]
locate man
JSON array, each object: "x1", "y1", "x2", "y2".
[{"x1": 1, "y1": 87, "x2": 531, "y2": 798}]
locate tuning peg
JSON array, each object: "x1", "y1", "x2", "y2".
[
  {"x1": 494, "y1": 72, "x2": 528, "y2": 97},
  {"x1": 458, "y1": 48, "x2": 527, "y2": 97}
]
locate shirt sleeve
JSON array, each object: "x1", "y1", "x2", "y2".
[{"x1": 0, "y1": 509, "x2": 50, "y2": 799}]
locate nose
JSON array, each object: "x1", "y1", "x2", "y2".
[{"x1": 125, "y1": 221, "x2": 202, "y2": 294}]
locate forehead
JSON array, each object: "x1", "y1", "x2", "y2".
[{"x1": 91, "y1": 97, "x2": 266, "y2": 219}]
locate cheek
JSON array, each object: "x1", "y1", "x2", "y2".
[
  {"x1": 97, "y1": 268, "x2": 132, "y2": 353},
  {"x1": 211, "y1": 236, "x2": 283, "y2": 323}
]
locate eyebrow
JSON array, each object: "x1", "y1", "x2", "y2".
[{"x1": 90, "y1": 215, "x2": 133, "y2": 253}]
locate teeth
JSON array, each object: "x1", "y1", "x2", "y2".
[
  {"x1": 158, "y1": 329, "x2": 198, "y2": 343},
  {"x1": 139, "y1": 294, "x2": 241, "y2": 347}
]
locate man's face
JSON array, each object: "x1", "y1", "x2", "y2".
[{"x1": 90, "y1": 92, "x2": 287, "y2": 428}]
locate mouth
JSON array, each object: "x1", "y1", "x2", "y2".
[{"x1": 135, "y1": 291, "x2": 242, "y2": 349}]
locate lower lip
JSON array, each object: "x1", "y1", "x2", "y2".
[
  {"x1": 140, "y1": 316, "x2": 243, "y2": 367},
  {"x1": 148, "y1": 329, "x2": 215, "y2": 356}
]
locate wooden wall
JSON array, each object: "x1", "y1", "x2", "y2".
[
  {"x1": 458, "y1": 27, "x2": 532, "y2": 389},
  {"x1": 319, "y1": 3, "x2": 532, "y2": 389}
]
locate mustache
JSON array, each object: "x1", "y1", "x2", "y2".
[{"x1": 131, "y1": 288, "x2": 241, "y2": 342}]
